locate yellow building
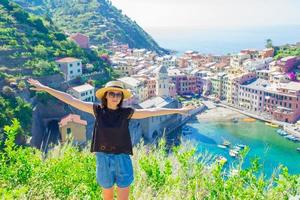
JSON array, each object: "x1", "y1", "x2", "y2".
[{"x1": 58, "y1": 114, "x2": 87, "y2": 144}]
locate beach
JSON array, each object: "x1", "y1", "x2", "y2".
[{"x1": 196, "y1": 106, "x2": 247, "y2": 122}]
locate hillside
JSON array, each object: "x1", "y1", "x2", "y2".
[
  {"x1": 12, "y1": 0, "x2": 168, "y2": 54},
  {"x1": 0, "y1": 0, "x2": 112, "y2": 146},
  {"x1": 0, "y1": 0, "x2": 109, "y2": 78}
]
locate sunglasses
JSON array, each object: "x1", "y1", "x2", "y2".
[{"x1": 107, "y1": 91, "x2": 123, "y2": 98}]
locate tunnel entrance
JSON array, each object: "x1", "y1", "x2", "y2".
[{"x1": 40, "y1": 120, "x2": 61, "y2": 153}]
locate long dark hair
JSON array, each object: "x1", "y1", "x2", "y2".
[{"x1": 101, "y1": 91, "x2": 124, "y2": 109}]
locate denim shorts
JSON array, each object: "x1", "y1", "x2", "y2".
[{"x1": 95, "y1": 151, "x2": 134, "y2": 188}]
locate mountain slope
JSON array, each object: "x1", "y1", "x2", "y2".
[
  {"x1": 12, "y1": 0, "x2": 168, "y2": 54},
  {"x1": 0, "y1": 0, "x2": 107, "y2": 77}
]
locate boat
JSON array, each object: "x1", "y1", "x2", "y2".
[
  {"x1": 277, "y1": 129, "x2": 288, "y2": 136},
  {"x1": 297, "y1": 147, "x2": 300, "y2": 152},
  {"x1": 242, "y1": 117, "x2": 256, "y2": 122},
  {"x1": 276, "y1": 129, "x2": 282, "y2": 133},
  {"x1": 285, "y1": 135, "x2": 296, "y2": 140},
  {"x1": 216, "y1": 156, "x2": 227, "y2": 164},
  {"x1": 265, "y1": 122, "x2": 279, "y2": 128},
  {"x1": 233, "y1": 145, "x2": 241, "y2": 151},
  {"x1": 222, "y1": 139, "x2": 231, "y2": 146},
  {"x1": 229, "y1": 149, "x2": 239, "y2": 157},
  {"x1": 285, "y1": 135, "x2": 300, "y2": 142},
  {"x1": 237, "y1": 144, "x2": 246, "y2": 149},
  {"x1": 217, "y1": 144, "x2": 227, "y2": 149},
  {"x1": 232, "y1": 118, "x2": 239, "y2": 123}
]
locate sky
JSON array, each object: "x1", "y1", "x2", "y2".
[{"x1": 111, "y1": 0, "x2": 300, "y2": 30}]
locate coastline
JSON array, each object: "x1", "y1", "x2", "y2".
[
  {"x1": 196, "y1": 106, "x2": 247, "y2": 122},
  {"x1": 194, "y1": 101, "x2": 300, "y2": 138}
]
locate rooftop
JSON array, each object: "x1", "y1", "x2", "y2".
[
  {"x1": 70, "y1": 84, "x2": 94, "y2": 93},
  {"x1": 118, "y1": 77, "x2": 142, "y2": 87},
  {"x1": 59, "y1": 114, "x2": 87, "y2": 127},
  {"x1": 56, "y1": 57, "x2": 81, "y2": 63},
  {"x1": 168, "y1": 68, "x2": 185, "y2": 76},
  {"x1": 241, "y1": 78, "x2": 300, "y2": 94},
  {"x1": 138, "y1": 96, "x2": 175, "y2": 109}
]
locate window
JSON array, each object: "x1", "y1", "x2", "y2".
[
  {"x1": 67, "y1": 128, "x2": 71, "y2": 134},
  {"x1": 70, "y1": 70, "x2": 73, "y2": 74},
  {"x1": 77, "y1": 69, "x2": 81, "y2": 73},
  {"x1": 69, "y1": 64, "x2": 73, "y2": 67},
  {"x1": 77, "y1": 62, "x2": 80, "y2": 66}
]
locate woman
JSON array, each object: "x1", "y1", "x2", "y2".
[{"x1": 27, "y1": 78, "x2": 195, "y2": 200}]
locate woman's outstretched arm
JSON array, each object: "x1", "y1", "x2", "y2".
[
  {"x1": 131, "y1": 104, "x2": 195, "y2": 119},
  {"x1": 27, "y1": 78, "x2": 94, "y2": 116}
]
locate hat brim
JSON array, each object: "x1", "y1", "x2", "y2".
[{"x1": 95, "y1": 87, "x2": 132, "y2": 100}]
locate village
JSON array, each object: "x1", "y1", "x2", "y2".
[{"x1": 41, "y1": 33, "x2": 300, "y2": 152}]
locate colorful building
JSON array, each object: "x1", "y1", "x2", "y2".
[
  {"x1": 238, "y1": 79, "x2": 300, "y2": 123},
  {"x1": 69, "y1": 33, "x2": 90, "y2": 49},
  {"x1": 59, "y1": 114, "x2": 87, "y2": 144}
]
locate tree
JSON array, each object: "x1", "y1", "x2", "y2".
[
  {"x1": 33, "y1": 44, "x2": 48, "y2": 58},
  {"x1": 265, "y1": 39, "x2": 273, "y2": 48}
]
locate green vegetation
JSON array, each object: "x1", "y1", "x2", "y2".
[
  {"x1": 265, "y1": 39, "x2": 273, "y2": 49},
  {"x1": 1, "y1": 118, "x2": 299, "y2": 199},
  {"x1": 12, "y1": 0, "x2": 168, "y2": 54},
  {"x1": 274, "y1": 46, "x2": 300, "y2": 60},
  {"x1": 0, "y1": 95, "x2": 32, "y2": 141},
  {"x1": 0, "y1": 1, "x2": 109, "y2": 77},
  {"x1": 0, "y1": 1, "x2": 115, "y2": 145}
]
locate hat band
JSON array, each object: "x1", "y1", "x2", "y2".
[{"x1": 109, "y1": 85, "x2": 124, "y2": 89}]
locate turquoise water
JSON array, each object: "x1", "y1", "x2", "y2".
[{"x1": 180, "y1": 117, "x2": 300, "y2": 176}]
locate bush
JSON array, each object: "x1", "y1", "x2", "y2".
[
  {"x1": 0, "y1": 126, "x2": 299, "y2": 199},
  {"x1": 1, "y1": 86, "x2": 16, "y2": 98},
  {"x1": 25, "y1": 59, "x2": 60, "y2": 76}
]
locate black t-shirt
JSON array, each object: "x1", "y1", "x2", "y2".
[{"x1": 90, "y1": 103, "x2": 135, "y2": 155}]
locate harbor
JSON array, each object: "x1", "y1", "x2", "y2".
[
  {"x1": 218, "y1": 101, "x2": 300, "y2": 140},
  {"x1": 177, "y1": 104, "x2": 300, "y2": 176}
]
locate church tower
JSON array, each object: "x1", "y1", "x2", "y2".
[{"x1": 156, "y1": 65, "x2": 170, "y2": 97}]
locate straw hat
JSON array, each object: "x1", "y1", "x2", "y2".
[{"x1": 95, "y1": 80, "x2": 132, "y2": 99}]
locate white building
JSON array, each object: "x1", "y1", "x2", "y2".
[
  {"x1": 230, "y1": 53, "x2": 251, "y2": 68},
  {"x1": 132, "y1": 49, "x2": 147, "y2": 57},
  {"x1": 243, "y1": 57, "x2": 273, "y2": 71},
  {"x1": 118, "y1": 76, "x2": 148, "y2": 102},
  {"x1": 56, "y1": 57, "x2": 82, "y2": 81},
  {"x1": 67, "y1": 83, "x2": 95, "y2": 102}
]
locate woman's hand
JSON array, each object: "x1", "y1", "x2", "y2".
[
  {"x1": 179, "y1": 104, "x2": 196, "y2": 115},
  {"x1": 27, "y1": 78, "x2": 48, "y2": 92}
]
